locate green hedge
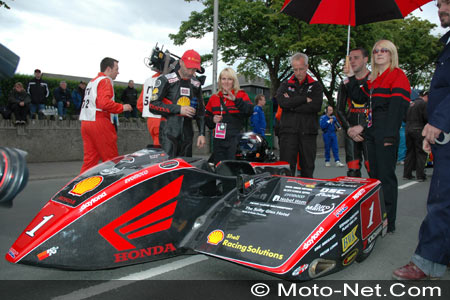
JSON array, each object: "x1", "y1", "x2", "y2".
[{"x1": 0, "y1": 74, "x2": 141, "y2": 116}]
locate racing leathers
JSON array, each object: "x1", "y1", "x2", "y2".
[
  {"x1": 276, "y1": 74, "x2": 323, "y2": 178},
  {"x1": 336, "y1": 72, "x2": 370, "y2": 177},
  {"x1": 149, "y1": 71, "x2": 205, "y2": 158},
  {"x1": 80, "y1": 72, "x2": 125, "y2": 174}
]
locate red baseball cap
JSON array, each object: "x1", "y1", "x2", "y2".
[{"x1": 181, "y1": 49, "x2": 201, "y2": 70}]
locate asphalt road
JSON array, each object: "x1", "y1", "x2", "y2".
[{"x1": 0, "y1": 157, "x2": 448, "y2": 300}]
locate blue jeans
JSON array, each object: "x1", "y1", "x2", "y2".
[
  {"x1": 57, "y1": 101, "x2": 66, "y2": 117},
  {"x1": 30, "y1": 103, "x2": 45, "y2": 116}
]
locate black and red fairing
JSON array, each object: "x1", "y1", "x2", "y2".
[
  {"x1": 184, "y1": 175, "x2": 386, "y2": 280},
  {"x1": 5, "y1": 148, "x2": 239, "y2": 269}
]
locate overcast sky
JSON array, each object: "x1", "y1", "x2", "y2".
[{"x1": 0, "y1": 0, "x2": 446, "y2": 86}]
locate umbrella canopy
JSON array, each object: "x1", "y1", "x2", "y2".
[
  {"x1": 281, "y1": 0, "x2": 432, "y2": 54},
  {"x1": 281, "y1": 0, "x2": 432, "y2": 26}
]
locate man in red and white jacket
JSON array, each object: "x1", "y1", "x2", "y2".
[{"x1": 79, "y1": 57, "x2": 132, "y2": 173}]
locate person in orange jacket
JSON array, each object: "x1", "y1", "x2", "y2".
[
  {"x1": 137, "y1": 72, "x2": 161, "y2": 146},
  {"x1": 79, "y1": 57, "x2": 132, "y2": 173}
]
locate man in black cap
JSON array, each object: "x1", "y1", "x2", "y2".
[{"x1": 27, "y1": 69, "x2": 49, "y2": 119}]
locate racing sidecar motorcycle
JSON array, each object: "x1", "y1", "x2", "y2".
[{"x1": 5, "y1": 147, "x2": 386, "y2": 281}]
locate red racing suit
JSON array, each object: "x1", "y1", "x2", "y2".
[{"x1": 80, "y1": 72, "x2": 124, "y2": 173}]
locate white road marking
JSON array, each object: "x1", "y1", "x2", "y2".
[
  {"x1": 398, "y1": 181, "x2": 418, "y2": 190},
  {"x1": 52, "y1": 255, "x2": 208, "y2": 300}
]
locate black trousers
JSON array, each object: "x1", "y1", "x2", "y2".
[
  {"x1": 404, "y1": 129, "x2": 427, "y2": 179},
  {"x1": 11, "y1": 103, "x2": 29, "y2": 121},
  {"x1": 212, "y1": 130, "x2": 240, "y2": 165},
  {"x1": 280, "y1": 133, "x2": 317, "y2": 178},
  {"x1": 365, "y1": 121, "x2": 399, "y2": 232},
  {"x1": 159, "y1": 118, "x2": 194, "y2": 158},
  {"x1": 344, "y1": 133, "x2": 369, "y2": 177}
]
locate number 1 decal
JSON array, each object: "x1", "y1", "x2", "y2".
[
  {"x1": 26, "y1": 215, "x2": 54, "y2": 237},
  {"x1": 367, "y1": 201, "x2": 374, "y2": 229}
]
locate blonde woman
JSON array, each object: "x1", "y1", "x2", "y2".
[
  {"x1": 344, "y1": 39, "x2": 411, "y2": 234},
  {"x1": 205, "y1": 67, "x2": 254, "y2": 164}
]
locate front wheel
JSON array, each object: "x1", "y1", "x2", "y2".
[{"x1": 356, "y1": 238, "x2": 377, "y2": 263}]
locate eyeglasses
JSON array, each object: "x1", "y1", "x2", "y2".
[{"x1": 372, "y1": 48, "x2": 389, "y2": 54}]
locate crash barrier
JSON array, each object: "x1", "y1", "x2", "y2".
[{"x1": 0, "y1": 147, "x2": 28, "y2": 207}]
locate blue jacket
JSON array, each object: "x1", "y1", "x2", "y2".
[
  {"x1": 428, "y1": 31, "x2": 450, "y2": 133},
  {"x1": 251, "y1": 105, "x2": 266, "y2": 136},
  {"x1": 320, "y1": 114, "x2": 340, "y2": 135}
]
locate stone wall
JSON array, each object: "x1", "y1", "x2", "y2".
[
  {"x1": 1, "y1": 119, "x2": 342, "y2": 162},
  {"x1": 0, "y1": 119, "x2": 211, "y2": 162}
]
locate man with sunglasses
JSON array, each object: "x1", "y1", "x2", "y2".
[
  {"x1": 336, "y1": 47, "x2": 371, "y2": 177},
  {"x1": 393, "y1": 0, "x2": 450, "y2": 280}
]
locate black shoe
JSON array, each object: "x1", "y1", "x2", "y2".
[
  {"x1": 403, "y1": 176, "x2": 413, "y2": 180},
  {"x1": 417, "y1": 177, "x2": 426, "y2": 182}
]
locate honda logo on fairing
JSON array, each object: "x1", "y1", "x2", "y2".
[
  {"x1": 99, "y1": 176, "x2": 184, "y2": 251},
  {"x1": 305, "y1": 203, "x2": 335, "y2": 215}
]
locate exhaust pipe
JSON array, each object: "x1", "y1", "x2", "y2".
[{"x1": 308, "y1": 258, "x2": 336, "y2": 278}]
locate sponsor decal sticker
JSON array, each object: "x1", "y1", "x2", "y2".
[
  {"x1": 335, "y1": 205, "x2": 348, "y2": 218},
  {"x1": 79, "y1": 192, "x2": 107, "y2": 212},
  {"x1": 367, "y1": 225, "x2": 382, "y2": 244},
  {"x1": 57, "y1": 196, "x2": 76, "y2": 205},
  {"x1": 342, "y1": 248, "x2": 359, "y2": 266},
  {"x1": 69, "y1": 176, "x2": 103, "y2": 196},
  {"x1": 177, "y1": 96, "x2": 191, "y2": 106},
  {"x1": 37, "y1": 246, "x2": 59, "y2": 261},
  {"x1": 342, "y1": 225, "x2": 359, "y2": 253},
  {"x1": 114, "y1": 243, "x2": 177, "y2": 263},
  {"x1": 180, "y1": 87, "x2": 190, "y2": 96},
  {"x1": 124, "y1": 170, "x2": 149, "y2": 184},
  {"x1": 305, "y1": 203, "x2": 335, "y2": 215},
  {"x1": 159, "y1": 160, "x2": 179, "y2": 169},
  {"x1": 292, "y1": 264, "x2": 309, "y2": 276},
  {"x1": 152, "y1": 88, "x2": 159, "y2": 94},
  {"x1": 221, "y1": 239, "x2": 284, "y2": 260},
  {"x1": 207, "y1": 230, "x2": 225, "y2": 245},
  {"x1": 303, "y1": 227, "x2": 325, "y2": 250},
  {"x1": 8, "y1": 248, "x2": 18, "y2": 259}
]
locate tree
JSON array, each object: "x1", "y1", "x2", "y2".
[
  {"x1": 171, "y1": 0, "x2": 441, "y2": 105},
  {"x1": 0, "y1": 1, "x2": 12, "y2": 9}
]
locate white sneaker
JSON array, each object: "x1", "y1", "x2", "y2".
[
  {"x1": 325, "y1": 162, "x2": 331, "y2": 167},
  {"x1": 336, "y1": 161, "x2": 345, "y2": 167},
  {"x1": 59, "y1": 116, "x2": 63, "y2": 121}
]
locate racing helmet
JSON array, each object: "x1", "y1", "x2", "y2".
[{"x1": 235, "y1": 132, "x2": 275, "y2": 162}]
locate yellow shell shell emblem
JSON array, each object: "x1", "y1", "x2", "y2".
[
  {"x1": 152, "y1": 88, "x2": 159, "y2": 94},
  {"x1": 207, "y1": 230, "x2": 224, "y2": 245},
  {"x1": 177, "y1": 96, "x2": 191, "y2": 106},
  {"x1": 69, "y1": 176, "x2": 103, "y2": 196}
]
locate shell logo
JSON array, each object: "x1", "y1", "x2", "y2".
[
  {"x1": 69, "y1": 176, "x2": 103, "y2": 196},
  {"x1": 207, "y1": 230, "x2": 224, "y2": 245},
  {"x1": 152, "y1": 88, "x2": 159, "y2": 94},
  {"x1": 177, "y1": 96, "x2": 190, "y2": 106}
]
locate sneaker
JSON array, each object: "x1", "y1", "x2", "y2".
[
  {"x1": 59, "y1": 116, "x2": 63, "y2": 121},
  {"x1": 325, "y1": 162, "x2": 331, "y2": 167},
  {"x1": 336, "y1": 161, "x2": 344, "y2": 167}
]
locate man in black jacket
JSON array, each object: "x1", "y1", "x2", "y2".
[
  {"x1": 403, "y1": 91, "x2": 428, "y2": 181},
  {"x1": 27, "y1": 69, "x2": 49, "y2": 119},
  {"x1": 149, "y1": 49, "x2": 206, "y2": 158},
  {"x1": 276, "y1": 53, "x2": 323, "y2": 177},
  {"x1": 121, "y1": 80, "x2": 138, "y2": 118}
]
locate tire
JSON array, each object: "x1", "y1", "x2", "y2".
[{"x1": 356, "y1": 237, "x2": 377, "y2": 263}]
